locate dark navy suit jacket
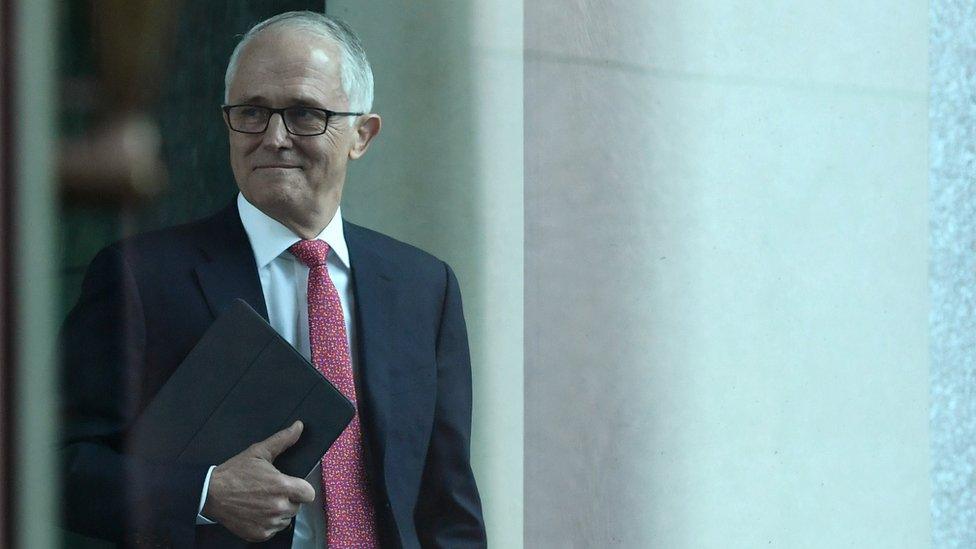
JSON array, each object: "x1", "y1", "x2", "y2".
[{"x1": 60, "y1": 201, "x2": 486, "y2": 548}]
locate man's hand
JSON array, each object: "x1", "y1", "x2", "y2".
[{"x1": 202, "y1": 420, "x2": 316, "y2": 542}]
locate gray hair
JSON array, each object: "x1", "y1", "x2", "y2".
[{"x1": 224, "y1": 11, "x2": 374, "y2": 113}]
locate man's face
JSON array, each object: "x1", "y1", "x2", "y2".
[{"x1": 225, "y1": 29, "x2": 356, "y2": 226}]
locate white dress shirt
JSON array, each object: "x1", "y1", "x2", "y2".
[{"x1": 196, "y1": 192, "x2": 357, "y2": 548}]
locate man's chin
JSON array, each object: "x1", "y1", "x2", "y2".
[
  {"x1": 242, "y1": 180, "x2": 305, "y2": 208},
  {"x1": 245, "y1": 173, "x2": 307, "y2": 196}
]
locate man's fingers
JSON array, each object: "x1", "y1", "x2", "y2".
[
  {"x1": 272, "y1": 496, "x2": 301, "y2": 518},
  {"x1": 252, "y1": 420, "x2": 303, "y2": 461},
  {"x1": 285, "y1": 478, "x2": 316, "y2": 504},
  {"x1": 273, "y1": 515, "x2": 294, "y2": 529}
]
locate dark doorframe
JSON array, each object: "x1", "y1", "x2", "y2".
[{"x1": 1, "y1": 0, "x2": 17, "y2": 545}]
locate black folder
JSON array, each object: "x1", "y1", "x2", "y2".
[{"x1": 128, "y1": 299, "x2": 355, "y2": 478}]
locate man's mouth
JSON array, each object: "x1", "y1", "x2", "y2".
[{"x1": 253, "y1": 164, "x2": 301, "y2": 170}]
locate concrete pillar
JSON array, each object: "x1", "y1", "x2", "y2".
[{"x1": 525, "y1": 2, "x2": 929, "y2": 546}]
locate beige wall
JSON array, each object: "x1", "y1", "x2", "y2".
[{"x1": 525, "y1": 2, "x2": 930, "y2": 547}]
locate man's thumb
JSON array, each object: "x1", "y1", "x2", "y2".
[{"x1": 253, "y1": 420, "x2": 303, "y2": 461}]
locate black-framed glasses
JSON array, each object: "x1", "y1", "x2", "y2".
[{"x1": 221, "y1": 104, "x2": 364, "y2": 136}]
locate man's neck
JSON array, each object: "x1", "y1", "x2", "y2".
[
  {"x1": 274, "y1": 203, "x2": 339, "y2": 240},
  {"x1": 282, "y1": 219, "x2": 330, "y2": 240}
]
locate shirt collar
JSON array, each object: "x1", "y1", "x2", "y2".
[{"x1": 237, "y1": 192, "x2": 350, "y2": 270}]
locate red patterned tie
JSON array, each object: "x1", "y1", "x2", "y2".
[{"x1": 289, "y1": 239, "x2": 379, "y2": 548}]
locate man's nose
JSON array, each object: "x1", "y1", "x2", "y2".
[{"x1": 261, "y1": 112, "x2": 292, "y2": 147}]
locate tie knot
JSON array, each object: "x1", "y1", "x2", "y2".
[{"x1": 289, "y1": 239, "x2": 331, "y2": 267}]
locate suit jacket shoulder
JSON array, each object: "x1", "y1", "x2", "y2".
[
  {"x1": 343, "y1": 220, "x2": 451, "y2": 277},
  {"x1": 108, "y1": 202, "x2": 247, "y2": 271}
]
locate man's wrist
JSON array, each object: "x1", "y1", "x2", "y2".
[{"x1": 196, "y1": 465, "x2": 218, "y2": 525}]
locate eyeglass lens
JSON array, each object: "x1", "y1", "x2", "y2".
[{"x1": 227, "y1": 106, "x2": 329, "y2": 135}]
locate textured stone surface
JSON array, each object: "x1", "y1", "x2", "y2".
[
  {"x1": 930, "y1": 2, "x2": 976, "y2": 547},
  {"x1": 526, "y1": 0, "x2": 928, "y2": 546}
]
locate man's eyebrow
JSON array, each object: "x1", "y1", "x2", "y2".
[
  {"x1": 236, "y1": 94, "x2": 268, "y2": 105},
  {"x1": 235, "y1": 95, "x2": 327, "y2": 108},
  {"x1": 290, "y1": 96, "x2": 329, "y2": 108}
]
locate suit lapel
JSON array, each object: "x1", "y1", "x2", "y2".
[
  {"x1": 193, "y1": 201, "x2": 269, "y2": 321},
  {"x1": 347, "y1": 221, "x2": 438, "y2": 507},
  {"x1": 345, "y1": 222, "x2": 397, "y2": 447}
]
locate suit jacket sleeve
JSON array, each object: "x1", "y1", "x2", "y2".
[
  {"x1": 60, "y1": 244, "x2": 209, "y2": 546},
  {"x1": 414, "y1": 262, "x2": 487, "y2": 548}
]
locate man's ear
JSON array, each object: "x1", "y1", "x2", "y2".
[
  {"x1": 220, "y1": 106, "x2": 232, "y2": 133},
  {"x1": 349, "y1": 114, "x2": 381, "y2": 160}
]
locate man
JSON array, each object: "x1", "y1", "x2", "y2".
[{"x1": 60, "y1": 11, "x2": 486, "y2": 548}]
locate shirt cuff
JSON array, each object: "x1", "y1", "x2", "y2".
[{"x1": 195, "y1": 465, "x2": 218, "y2": 525}]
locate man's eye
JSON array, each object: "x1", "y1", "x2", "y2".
[
  {"x1": 291, "y1": 108, "x2": 313, "y2": 119},
  {"x1": 239, "y1": 107, "x2": 261, "y2": 118}
]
